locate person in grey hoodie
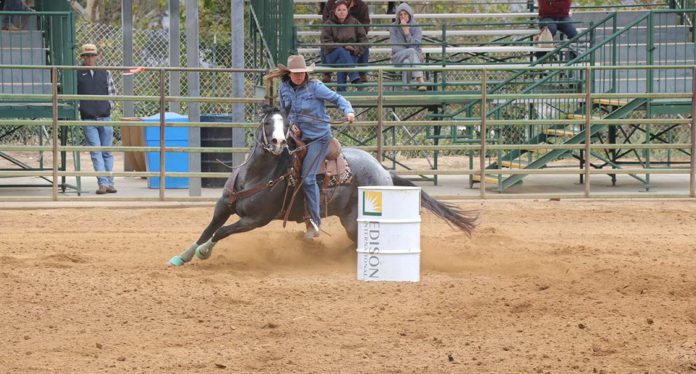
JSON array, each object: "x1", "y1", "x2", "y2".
[{"x1": 389, "y1": 2, "x2": 426, "y2": 91}]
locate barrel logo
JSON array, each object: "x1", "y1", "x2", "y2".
[{"x1": 362, "y1": 191, "x2": 383, "y2": 216}]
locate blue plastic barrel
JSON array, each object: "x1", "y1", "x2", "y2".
[{"x1": 143, "y1": 112, "x2": 189, "y2": 189}]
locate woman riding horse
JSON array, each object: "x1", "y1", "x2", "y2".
[{"x1": 277, "y1": 54, "x2": 355, "y2": 240}]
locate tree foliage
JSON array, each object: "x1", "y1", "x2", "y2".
[{"x1": 72, "y1": 0, "x2": 232, "y2": 32}]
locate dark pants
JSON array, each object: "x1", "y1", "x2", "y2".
[
  {"x1": 539, "y1": 16, "x2": 578, "y2": 39},
  {"x1": 536, "y1": 16, "x2": 578, "y2": 60},
  {"x1": 2, "y1": 0, "x2": 30, "y2": 29}
]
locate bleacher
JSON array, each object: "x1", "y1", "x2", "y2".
[{"x1": 280, "y1": 1, "x2": 696, "y2": 191}]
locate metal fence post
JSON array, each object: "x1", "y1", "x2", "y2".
[
  {"x1": 691, "y1": 66, "x2": 696, "y2": 198},
  {"x1": 480, "y1": 70, "x2": 487, "y2": 199},
  {"x1": 159, "y1": 68, "x2": 166, "y2": 201},
  {"x1": 377, "y1": 69, "x2": 384, "y2": 162},
  {"x1": 51, "y1": 67, "x2": 59, "y2": 201},
  {"x1": 584, "y1": 66, "x2": 592, "y2": 198}
]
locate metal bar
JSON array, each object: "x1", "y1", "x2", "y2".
[
  {"x1": 187, "y1": 0, "x2": 202, "y2": 197},
  {"x1": 2, "y1": 167, "x2": 691, "y2": 178},
  {"x1": 5, "y1": 118, "x2": 693, "y2": 128},
  {"x1": 122, "y1": 0, "x2": 134, "y2": 119},
  {"x1": 479, "y1": 70, "x2": 487, "y2": 199},
  {"x1": 377, "y1": 69, "x2": 383, "y2": 162},
  {"x1": 169, "y1": 0, "x2": 181, "y2": 113},
  {"x1": 691, "y1": 66, "x2": 696, "y2": 198},
  {"x1": 584, "y1": 67, "x2": 591, "y2": 198},
  {"x1": 51, "y1": 67, "x2": 58, "y2": 201},
  {"x1": 2, "y1": 143, "x2": 691, "y2": 153},
  {"x1": 159, "y1": 69, "x2": 166, "y2": 201}
]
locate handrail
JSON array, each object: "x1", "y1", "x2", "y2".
[
  {"x1": 434, "y1": 12, "x2": 617, "y2": 121},
  {"x1": 1, "y1": 63, "x2": 695, "y2": 200}
]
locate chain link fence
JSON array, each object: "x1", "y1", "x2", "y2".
[{"x1": 74, "y1": 20, "x2": 260, "y2": 143}]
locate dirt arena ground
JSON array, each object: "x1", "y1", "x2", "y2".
[{"x1": 1, "y1": 200, "x2": 696, "y2": 373}]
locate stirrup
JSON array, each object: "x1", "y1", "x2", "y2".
[{"x1": 304, "y1": 219, "x2": 320, "y2": 240}]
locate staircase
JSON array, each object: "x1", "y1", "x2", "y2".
[
  {"x1": 0, "y1": 8, "x2": 76, "y2": 119},
  {"x1": 0, "y1": 27, "x2": 51, "y2": 95},
  {"x1": 463, "y1": 8, "x2": 696, "y2": 191}
]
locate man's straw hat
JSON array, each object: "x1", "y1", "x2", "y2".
[
  {"x1": 277, "y1": 55, "x2": 315, "y2": 73},
  {"x1": 80, "y1": 43, "x2": 99, "y2": 56}
]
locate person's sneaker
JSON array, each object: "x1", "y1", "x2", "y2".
[
  {"x1": 416, "y1": 77, "x2": 427, "y2": 91},
  {"x1": 106, "y1": 186, "x2": 117, "y2": 193},
  {"x1": 359, "y1": 75, "x2": 368, "y2": 83},
  {"x1": 322, "y1": 73, "x2": 332, "y2": 83},
  {"x1": 96, "y1": 185, "x2": 107, "y2": 195},
  {"x1": 3, "y1": 24, "x2": 21, "y2": 31},
  {"x1": 304, "y1": 219, "x2": 320, "y2": 240}
]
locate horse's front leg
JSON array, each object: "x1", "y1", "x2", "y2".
[
  {"x1": 195, "y1": 215, "x2": 271, "y2": 260},
  {"x1": 169, "y1": 197, "x2": 235, "y2": 266}
]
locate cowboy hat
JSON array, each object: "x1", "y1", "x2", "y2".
[
  {"x1": 80, "y1": 43, "x2": 99, "y2": 56},
  {"x1": 277, "y1": 55, "x2": 315, "y2": 73}
]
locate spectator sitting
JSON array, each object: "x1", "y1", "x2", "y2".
[
  {"x1": 536, "y1": 0, "x2": 577, "y2": 60},
  {"x1": 538, "y1": 0, "x2": 576, "y2": 40},
  {"x1": 2, "y1": 0, "x2": 32, "y2": 31},
  {"x1": 321, "y1": 0, "x2": 370, "y2": 84},
  {"x1": 390, "y1": 2, "x2": 426, "y2": 91},
  {"x1": 320, "y1": 0, "x2": 368, "y2": 92}
]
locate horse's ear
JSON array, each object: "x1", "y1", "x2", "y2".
[
  {"x1": 282, "y1": 103, "x2": 292, "y2": 117},
  {"x1": 261, "y1": 102, "x2": 275, "y2": 113}
]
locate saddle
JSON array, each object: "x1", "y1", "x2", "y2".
[{"x1": 288, "y1": 124, "x2": 353, "y2": 194}]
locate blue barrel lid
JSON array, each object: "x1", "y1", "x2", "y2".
[{"x1": 141, "y1": 112, "x2": 189, "y2": 122}]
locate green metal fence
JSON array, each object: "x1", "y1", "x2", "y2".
[
  {"x1": 0, "y1": 64, "x2": 695, "y2": 201},
  {"x1": 248, "y1": 0, "x2": 295, "y2": 69}
]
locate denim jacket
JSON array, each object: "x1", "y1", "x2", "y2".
[{"x1": 279, "y1": 78, "x2": 354, "y2": 140}]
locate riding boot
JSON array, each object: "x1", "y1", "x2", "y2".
[{"x1": 304, "y1": 219, "x2": 320, "y2": 240}]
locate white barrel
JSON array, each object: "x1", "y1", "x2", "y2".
[{"x1": 357, "y1": 186, "x2": 421, "y2": 282}]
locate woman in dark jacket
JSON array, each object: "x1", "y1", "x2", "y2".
[{"x1": 320, "y1": 0, "x2": 368, "y2": 91}]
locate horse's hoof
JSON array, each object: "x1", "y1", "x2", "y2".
[
  {"x1": 168, "y1": 256, "x2": 186, "y2": 267},
  {"x1": 195, "y1": 239, "x2": 215, "y2": 260}
]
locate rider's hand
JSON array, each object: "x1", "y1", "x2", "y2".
[{"x1": 346, "y1": 113, "x2": 355, "y2": 123}]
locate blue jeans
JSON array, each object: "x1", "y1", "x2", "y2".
[
  {"x1": 539, "y1": 16, "x2": 577, "y2": 39},
  {"x1": 2, "y1": 0, "x2": 30, "y2": 29},
  {"x1": 321, "y1": 47, "x2": 370, "y2": 76},
  {"x1": 83, "y1": 117, "x2": 114, "y2": 187},
  {"x1": 325, "y1": 48, "x2": 360, "y2": 91},
  {"x1": 302, "y1": 134, "x2": 331, "y2": 226}
]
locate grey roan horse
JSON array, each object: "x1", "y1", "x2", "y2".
[{"x1": 169, "y1": 106, "x2": 477, "y2": 266}]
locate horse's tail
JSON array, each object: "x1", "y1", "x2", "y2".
[{"x1": 391, "y1": 174, "x2": 478, "y2": 236}]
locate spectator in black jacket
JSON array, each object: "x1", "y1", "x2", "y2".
[{"x1": 77, "y1": 43, "x2": 118, "y2": 195}]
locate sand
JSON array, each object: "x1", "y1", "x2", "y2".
[{"x1": 1, "y1": 199, "x2": 696, "y2": 373}]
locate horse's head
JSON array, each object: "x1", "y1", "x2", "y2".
[{"x1": 259, "y1": 104, "x2": 289, "y2": 156}]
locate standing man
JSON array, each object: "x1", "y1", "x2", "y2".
[
  {"x1": 77, "y1": 43, "x2": 117, "y2": 194},
  {"x1": 320, "y1": 0, "x2": 370, "y2": 84}
]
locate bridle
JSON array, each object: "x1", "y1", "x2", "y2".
[{"x1": 257, "y1": 110, "x2": 292, "y2": 154}]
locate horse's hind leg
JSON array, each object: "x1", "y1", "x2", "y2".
[
  {"x1": 339, "y1": 205, "x2": 358, "y2": 243},
  {"x1": 169, "y1": 197, "x2": 234, "y2": 266}
]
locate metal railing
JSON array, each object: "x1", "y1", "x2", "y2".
[
  {"x1": 1, "y1": 63, "x2": 695, "y2": 201},
  {"x1": 248, "y1": 0, "x2": 294, "y2": 69},
  {"x1": 0, "y1": 10, "x2": 76, "y2": 102}
]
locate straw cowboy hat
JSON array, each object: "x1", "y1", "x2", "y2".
[
  {"x1": 277, "y1": 55, "x2": 315, "y2": 73},
  {"x1": 80, "y1": 43, "x2": 99, "y2": 56}
]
